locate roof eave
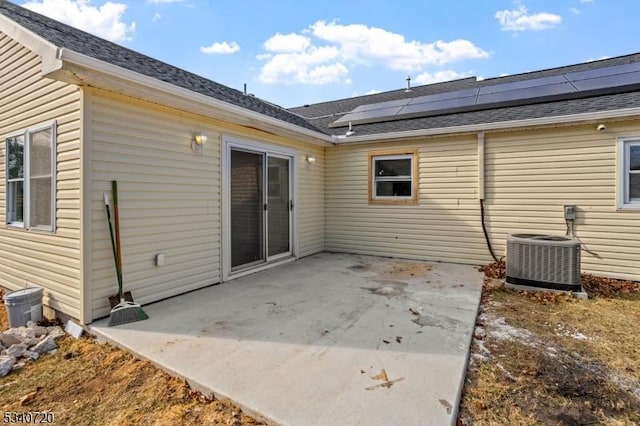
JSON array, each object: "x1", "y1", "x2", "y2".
[
  {"x1": 55, "y1": 48, "x2": 334, "y2": 146},
  {"x1": 331, "y1": 107, "x2": 640, "y2": 144},
  {"x1": 0, "y1": 12, "x2": 61, "y2": 75}
]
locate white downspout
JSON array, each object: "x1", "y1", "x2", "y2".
[{"x1": 478, "y1": 131, "x2": 499, "y2": 262}]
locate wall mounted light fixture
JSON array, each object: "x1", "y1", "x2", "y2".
[
  {"x1": 306, "y1": 155, "x2": 316, "y2": 164},
  {"x1": 191, "y1": 132, "x2": 207, "y2": 154}
]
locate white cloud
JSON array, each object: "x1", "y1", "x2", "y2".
[
  {"x1": 264, "y1": 33, "x2": 311, "y2": 53},
  {"x1": 569, "y1": 7, "x2": 580, "y2": 15},
  {"x1": 151, "y1": 12, "x2": 162, "y2": 22},
  {"x1": 200, "y1": 41, "x2": 240, "y2": 55},
  {"x1": 258, "y1": 20, "x2": 488, "y2": 86},
  {"x1": 365, "y1": 89, "x2": 381, "y2": 95},
  {"x1": 579, "y1": 0, "x2": 594, "y2": 3},
  {"x1": 495, "y1": 5, "x2": 562, "y2": 31},
  {"x1": 414, "y1": 70, "x2": 473, "y2": 85},
  {"x1": 22, "y1": 0, "x2": 135, "y2": 42},
  {"x1": 311, "y1": 20, "x2": 488, "y2": 70},
  {"x1": 259, "y1": 46, "x2": 347, "y2": 84}
]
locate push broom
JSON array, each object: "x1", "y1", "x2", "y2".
[{"x1": 105, "y1": 180, "x2": 148, "y2": 326}]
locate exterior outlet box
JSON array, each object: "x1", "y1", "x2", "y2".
[
  {"x1": 155, "y1": 253, "x2": 165, "y2": 266},
  {"x1": 564, "y1": 205, "x2": 576, "y2": 220}
]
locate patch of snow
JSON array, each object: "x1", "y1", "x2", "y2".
[
  {"x1": 469, "y1": 352, "x2": 488, "y2": 367},
  {"x1": 472, "y1": 353, "x2": 488, "y2": 362},
  {"x1": 496, "y1": 363, "x2": 516, "y2": 381},
  {"x1": 481, "y1": 315, "x2": 534, "y2": 343},
  {"x1": 555, "y1": 324, "x2": 589, "y2": 340},
  {"x1": 474, "y1": 339, "x2": 491, "y2": 356}
]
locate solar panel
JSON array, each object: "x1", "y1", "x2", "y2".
[
  {"x1": 350, "y1": 98, "x2": 410, "y2": 113},
  {"x1": 477, "y1": 82, "x2": 575, "y2": 105},
  {"x1": 407, "y1": 87, "x2": 479, "y2": 104},
  {"x1": 565, "y1": 61, "x2": 640, "y2": 82},
  {"x1": 332, "y1": 106, "x2": 405, "y2": 126},
  {"x1": 329, "y1": 60, "x2": 640, "y2": 128},
  {"x1": 478, "y1": 75, "x2": 567, "y2": 94},
  {"x1": 570, "y1": 71, "x2": 640, "y2": 92},
  {"x1": 399, "y1": 95, "x2": 477, "y2": 116}
]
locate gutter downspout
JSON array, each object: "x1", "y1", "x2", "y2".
[{"x1": 478, "y1": 132, "x2": 499, "y2": 262}]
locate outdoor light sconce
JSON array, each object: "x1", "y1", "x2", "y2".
[
  {"x1": 191, "y1": 132, "x2": 207, "y2": 154},
  {"x1": 306, "y1": 155, "x2": 316, "y2": 164}
]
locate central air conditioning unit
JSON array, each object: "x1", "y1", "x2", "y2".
[{"x1": 506, "y1": 233, "x2": 583, "y2": 293}]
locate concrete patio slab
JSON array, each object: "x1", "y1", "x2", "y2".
[{"x1": 90, "y1": 253, "x2": 483, "y2": 426}]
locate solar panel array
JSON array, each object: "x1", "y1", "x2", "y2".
[{"x1": 330, "y1": 62, "x2": 640, "y2": 128}]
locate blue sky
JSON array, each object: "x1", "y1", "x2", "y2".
[{"x1": 15, "y1": 0, "x2": 640, "y2": 107}]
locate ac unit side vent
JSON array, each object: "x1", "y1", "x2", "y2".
[{"x1": 506, "y1": 233, "x2": 582, "y2": 292}]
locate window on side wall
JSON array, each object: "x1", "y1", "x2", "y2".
[
  {"x1": 368, "y1": 150, "x2": 418, "y2": 205},
  {"x1": 5, "y1": 121, "x2": 56, "y2": 231}
]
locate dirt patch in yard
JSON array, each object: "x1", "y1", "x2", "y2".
[
  {"x1": 459, "y1": 262, "x2": 640, "y2": 425},
  {"x1": 0, "y1": 300, "x2": 263, "y2": 425}
]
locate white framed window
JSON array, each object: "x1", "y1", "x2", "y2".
[
  {"x1": 5, "y1": 121, "x2": 56, "y2": 231},
  {"x1": 368, "y1": 150, "x2": 418, "y2": 205}
]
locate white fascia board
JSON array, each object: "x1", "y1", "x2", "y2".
[
  {"x1": 56, "y1": 48, "x2": 334, "y2": 146},
  {"x1": 333, "y1": 107, "x2": 640, "y2": 144},
  {"x1": 0, "y1": 13, "x2": 62, "y2": 74}
]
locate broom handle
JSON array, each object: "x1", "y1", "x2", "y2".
[
  {"x1": 104, "y1": 193, "x2": 123, "y2": 295},
  {"x1": 112, "y1": 181, "x2": 124, "y2": 299}
]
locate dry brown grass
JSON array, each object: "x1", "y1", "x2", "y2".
[
  {"x1": 0, "y1": 302, "x2": 263, "y2": 425},
  {"x1": 459, "y1": 265, "x2": 640, "y2": 425}
]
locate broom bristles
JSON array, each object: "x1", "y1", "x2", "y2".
[{"x1": 108, "y1": 301, "x2": 149, "y2": 327}]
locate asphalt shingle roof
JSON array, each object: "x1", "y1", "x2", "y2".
[
  {"x1": 0, "y1": 0, "x2": 322, "y2": 134},
  {"x1": 290, "y1": 53, "x2": 640, "y2": 137}
]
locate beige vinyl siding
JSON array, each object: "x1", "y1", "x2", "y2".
[
  {"x1": 296, "y1": 145, "x2": 324, "y2": 256},
  {"x1": 326, "y1": 137, "x2": 488, "y2": 264},
  {"x1": 89, "y1": 89, "x2": 324, "y2": 320},
  {"x1": 0, "y1": 32, "x2": 82, "y2": 318},
  {"x1": 88, "y1": 90, "x2": 221, "y2": 320},
  {"x1": 485, "y1": 121, "x2": 640, "y2": 281}
]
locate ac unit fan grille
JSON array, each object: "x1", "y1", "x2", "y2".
[{"x1": 506, "y1": 234, "x2": 581, "y2": 292}]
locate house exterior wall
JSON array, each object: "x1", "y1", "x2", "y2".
[
  {"x1": 0, "y1": 32, "x2": 82, "y2": 318},
  {"x1": 325, "y1": 136, "x2": 488, "y2": 264},
  {"x1": 326, "y1": 122, "x2": 640, "y2": 282},
  {"x1": 87, "y1": 89, "x2": 324, "y2": 320},
  {"x1": 484, "y1": 121, "x2": 640, "y2": 281}
]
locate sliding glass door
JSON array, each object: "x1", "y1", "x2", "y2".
[
  {"x1": 230, "y1": 150, "x2": 264, "y2": 268},
  {"x1": 230, "y1": 148, "x2": 292, "y2": 270}
]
